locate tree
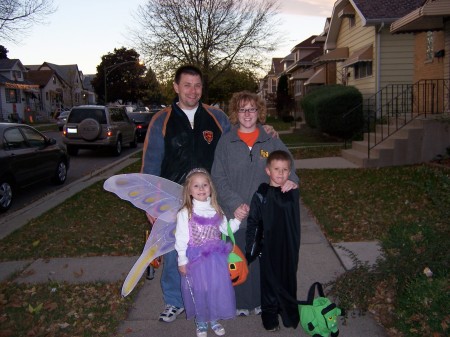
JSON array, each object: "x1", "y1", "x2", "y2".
[
  {"x1": 91, "y1": 47, "x2": 148, "y2": 104},
  {"x1": 133, "y1": 0, "x2": 280, "y2": 102},
  {"x1": 0, "y1": 0, "x2": 56, "y2": 42},
  {"x1": 0, "y1": 44, "x2": 8, "y2": 58},
  {"x1": 209, "y1": 68, "x2": 258, "y2": 106},
  {"x1": 276, "y1": 74, "x2": 293, "y2": 118}
]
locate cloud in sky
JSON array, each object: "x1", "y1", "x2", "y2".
[
  {"x1": 280, "y1": 0, "x2": 336, "y2": 17},
  {"x1": 5, "y1": 0, "x2": 336, "y2": 74}
]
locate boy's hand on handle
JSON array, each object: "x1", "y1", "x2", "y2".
[
  {"x1": 234, "y1": 204, "x2": 249, "y2": 221},
  {"x1": 178, "y1": 264, "x2": 187, "y2": 276}
]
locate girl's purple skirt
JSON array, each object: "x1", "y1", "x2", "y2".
[{"x1": 181, "y1": 240, "x2": 235, "y2": 322}]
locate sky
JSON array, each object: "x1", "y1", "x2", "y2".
[{"x1": 6, "y1": 0, "x2": 335, "y2": 75}]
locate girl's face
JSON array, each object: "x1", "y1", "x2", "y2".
[
  {"x1": 189, "y1": 174, "x2": 211, "y2": 202},
  {"x1": 237, "y1": 100, "x2": 258, "y2": 133}
]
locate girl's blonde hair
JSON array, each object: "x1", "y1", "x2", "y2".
[
  {"x1": 180, "y1": 168, "x2": 223, "y2": 218},
  {"x1": 228, "y1": 90, "x2": 267, "y2": 125}
]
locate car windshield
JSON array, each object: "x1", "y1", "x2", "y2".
[
  {"x1": 68, "y1": 109, "x2": 107, "y2": 124},
  {"x1": 128, "y1": 113, "x2": 153, "y2": 123}
]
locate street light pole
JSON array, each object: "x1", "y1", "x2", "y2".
[{"x1": 103, "y1": 60, "x2": 140, "y2": 105}]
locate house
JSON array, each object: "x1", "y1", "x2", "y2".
[
  {"x1": 340, "y1": 0, "x2": 450, "y2": 167},
  {"x1": 390, "y1": 0, "x2": 450, "y2": 110},
  {"x1": 25, "y1": 69, "x2": 66, "y2": 118},
  {"x1": 0, "y1": 59, "x2": 40, "y2": 122},
  {"x1": 318, "y1": 0, "x2": 425, "y2": 101},
  {"x1": 37, "y1": 62, "x2": 85, "y2": 109},
  {"x1": 259, "y1": 58, "x2": 283, "y2": 116},
  {"x1": 284, "y1": 34, "x2": 326, "y2": 121}
]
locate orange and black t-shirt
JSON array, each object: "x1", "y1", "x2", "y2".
[{"x1": 238, "y1": 129, "x2": 259, "y2": 148}]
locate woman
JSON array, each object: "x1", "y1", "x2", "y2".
[{"x1": 211, "y1": 91, "x2": 299, "y2": 317}]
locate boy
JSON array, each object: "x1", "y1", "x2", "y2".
[{"x1": 245, "y1": 150, "x2": 300, "y2": 331}]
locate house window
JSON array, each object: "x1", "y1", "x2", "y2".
[
  {"x1": 5, "y1": 88, "x2": 19, "y2": 103},
  {"x1": 13, "y1": 71, "x2": 22, "y2": 79},
  {"x1": 354, "y1": 62, "x2": 372, "y2": 79},
  {"x1": 271, "y1": 78, "x2": 277, "y2": 93},
  {"x1": 53, "y1": 76, "x2": 56, "y2": 84},
  {"x1": 46, "y1": 92, "x2": 49, "y2": 100},
  {"x1": 426, "y1": 31, "x2": 433, "y2": 62},
  {"x1": 349, "y1": 16, "x2": 355, "y2": 28}
]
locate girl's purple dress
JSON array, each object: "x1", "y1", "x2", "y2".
[{"x1": 180, "y1": 211, "x2": 235, "y2": 322}]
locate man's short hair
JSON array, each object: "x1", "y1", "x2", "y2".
[
  {"x1": 174, "y1": 65, "x2": 203, "y2": 84},
  {"x1": 267, "y1": 150, "x2": 292, "y2": 168}
]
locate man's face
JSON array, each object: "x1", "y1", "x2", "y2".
[
  {"x1": 173, "y1": 73, "x2": 203, "y2": 110},
  {"x1": 265, "y1": 159, "x2": 290, "y2": 187}
]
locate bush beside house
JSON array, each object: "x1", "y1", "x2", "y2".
[{"x1": 301, "y1": 85, "x2": 363, "y2": 139}]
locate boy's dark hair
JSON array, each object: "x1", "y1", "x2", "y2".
[
  {"x1": 174, "y1": 65, "x2": 203, "y2": 84},
  {"x1": 267, "y1": 150, "x2": 292, "y2": 168}
]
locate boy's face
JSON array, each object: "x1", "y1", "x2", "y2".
[{"x1": 265, "y1": 159, "x2": 290, "y2": 187}]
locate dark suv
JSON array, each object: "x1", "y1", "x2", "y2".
[{"x1": 63, "y1": 105, "x2": 137, "y2": 156}]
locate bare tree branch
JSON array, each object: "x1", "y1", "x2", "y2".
[
  {"x1": 0, "y1": 0, "x2": 57, "y2": 43},
  {"x1": 131, "y1": 0, "x2": 281, "y2": 99}
]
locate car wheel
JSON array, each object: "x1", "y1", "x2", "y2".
[
  {"x1": 0, "y1": 178, "x2": 13, "y2": 212},
  {"x1": 67, "y1": 145, "x2": 79, "y2": 156},
  {"x1": 52, "y1": 160, "x2": 68, "y2": 185},
  {"x1": 130, "y1": 133, "x2": 138, "y2": 148},
  {"x1": 112, "y1": 138, "x2": 122, "y2": 156},
  {"x1": 78, "y1": 118, "x2": 101, "y2": 141}
]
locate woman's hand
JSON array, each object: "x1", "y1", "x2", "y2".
[
  {"x1": 234, "y1": 203, "x2": 249, "y2": 221},
  {"x1": 178, "y1": 264, "x2": 187, "y2": 276},
  {"x1": 281, "y1": 179, "x2": 298, "y2": 193}
]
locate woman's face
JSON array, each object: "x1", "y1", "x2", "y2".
[{"x1": 237, "y1": 100, "x2": 258, "y2": 133}]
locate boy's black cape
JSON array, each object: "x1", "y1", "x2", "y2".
[{"x1": 246, "y1": 183, "x2": 301, "y2": 328}]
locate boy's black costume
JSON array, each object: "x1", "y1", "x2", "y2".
[{"x1": 246, "y1": 183, "x2": 301, "y2": 330}]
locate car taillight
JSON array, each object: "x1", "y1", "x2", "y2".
[
  {"x1": 107, "y1": 130, "x2": 113, "y2": 137},
  {"x1": 136, "y1": 125, "x2": 143, "y2": 129}
]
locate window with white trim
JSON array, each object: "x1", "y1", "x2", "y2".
[{"x1": 354, "y1": 62, "x2": 372, "y2": 79}]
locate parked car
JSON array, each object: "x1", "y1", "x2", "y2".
[
  {"x1": 127, "y1": 111, "x2": 155, "y2": 142},
  {"x1": 62, "y1": 105, "x2": 137, "y2": 156},
  {"x1": 0, "y1": 123, "x2": 70, "y2": 212},
  {"x1": 56, "y1": 110, "x2": 70, "y2": 131}
]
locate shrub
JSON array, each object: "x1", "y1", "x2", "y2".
[{"x1": 301, "y1": 85, "x2": 363, "y2": 138}]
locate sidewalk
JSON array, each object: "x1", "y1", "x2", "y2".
[{"x1": 0, "y1": 155, "x2": 386, "y2": 337}]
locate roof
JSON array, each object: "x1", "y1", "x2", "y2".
[
  {"x1": 0, "y1": 59, "x2": 26, "y2": 71},
  {"x1": 291, "y1": 35, "x2": 320, "y2": 51},
  {"x1": 0, "y1": 74, "x2": 39, "y2": 89},
  {"x1": 315, "y1": 47, "x2": 349, "y2": 63},
  {"x1": 268, "y1": 58, "x2": 284, "y2": 75},
  {"x1": 352, "y1": 0, "x2": 426, "y2": 24},
  {"x1": 39, "y1": 62, "x2": 80, "y2": 85},
  {"x1": 342, "y1": 44, "x2": 373, "y2": 67},
  {"x1": 390, "y1": 0, "x2": 450, "y2": 33},
  {"x1": 325, "y1": 0, "x2": 425, "y2": 49},
  {"x1": 25, "y1": 70, "x2": 57, "y2": 87}
]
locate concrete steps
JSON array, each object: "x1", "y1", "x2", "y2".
[{"x1": 342, "y1": 116, "x2": 450, "y2": 167}]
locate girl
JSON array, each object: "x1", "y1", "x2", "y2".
[{"x1": 175, "y1": 168, "x2": 246, "y2": 337}]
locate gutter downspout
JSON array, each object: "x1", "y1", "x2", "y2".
[{"x1": 376, "y1": 22, "x2": 384, "y2": 117}]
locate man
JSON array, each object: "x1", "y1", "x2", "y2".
[{"x1": 141, "y1": 65, "x2": 231, "y2": 323}]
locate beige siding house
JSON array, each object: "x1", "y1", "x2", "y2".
[{"x1": 324, "y1": 0, "x2": 422, "y2": 101}]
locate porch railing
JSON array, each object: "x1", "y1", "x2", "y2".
[{"x1": 344, "y1": 79, "x2": 449, "y2": 158}]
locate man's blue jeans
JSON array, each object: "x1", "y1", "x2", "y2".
[{"x1": 161, "y1": 249, "x2": 184, "y2": 308}]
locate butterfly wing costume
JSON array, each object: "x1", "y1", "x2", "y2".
[{"x1": 103, "y1": 173, "x2": 182, "y2": 297}]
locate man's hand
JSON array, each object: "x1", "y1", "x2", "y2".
[
  {"x1": 146, "y1": 213, "x2": 156, "y2": 224},
  {"x1": 262, "y1": 124, "x2": 279, "y2": 138},
  {"x1": 281, "y1": 179, "x2": 298, "y2": 193}
]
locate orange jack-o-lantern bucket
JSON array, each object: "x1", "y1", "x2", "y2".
[{"x1": 228, "y1": 244, "x2": 248, "y2": 286}]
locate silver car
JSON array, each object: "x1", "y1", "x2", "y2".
[{"x1": 62, "y1": 105, "x2": 137, "y2": 156}]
